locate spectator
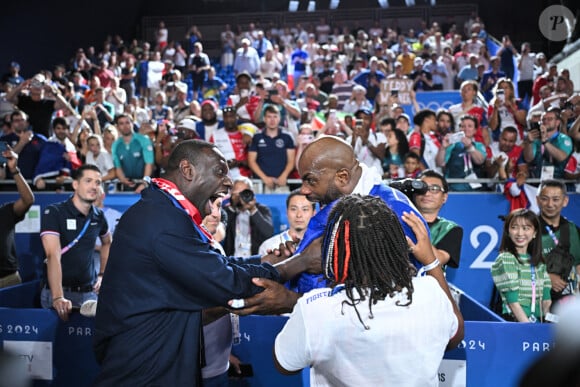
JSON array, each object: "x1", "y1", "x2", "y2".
[
  {"x1": 456, "y1": 54, "x2": 479, "y2": 84},
  {"x1": 188, "y1": 42, "x2": 211, "y2": 101},
  {"x1": 290, "y1": 39, "x2": 309, "y2": 85},
  {"x1": 33, "y1": 117, "x2": 81, "y2": 190},
  {"x1": 382, "y1": 124, "x2": 409, "y2": 179},
  {"x1": 448, "y1": 80, "x2": 490, "y2": 146},
  {"x1": 233, "y1": 38, "x2": 261, "y2": 78},
  {"x1": 522, "y1": 108, "x2": 573, "y2": 180},
  {"x1": 252, "y1": 30, "x2": 273, "y2": 58},
  {"x1": 330, "y1": 69, "x2": 355, "y2": 111},
  {"x1": 105, "y1": 77, "x2": 126, "y2": 115},
  {"x1": 347, "y1": 108, "x2": 385, "y2": 175},
  {"x1": 531, "y1": 63, "x2": 558, "y2": 107},
  {"x1": 497, "y1": 35, "x2": 518, "y2": 81},
  {"x1": 210, "y1": 106, "x2": 251, "y2": 179},
  {"x1": 409, "y1": 57, "x2": 433, "y2": 92},
  {"x1": 248, "y1": 105, "x2": 295, "y2": 193},
  {"x1": 415, "y1": 169, "x2": 464, "y2": 270},
  {"x1": 480, "y1": 56, "x2": 506, "y2": 102},
  {"x1": 227, "y1": 71, "x2": 261, "y2": 123},
  {"x1": 0, "y1": 110, "x2": 47, "y2": 181},
  {"x1": 491, "y1": 209, "x2": 551, "y2": 322},
  {"x1": 423, "y1": 52, "x2": 448, "y2": 90},
  {"x1": 536, "y1": 179, "x2": 580, "y2": 310},
  {"x1": 146, "y1": 51, "x2": 165, "y2": 100},
  {"x1": 40, "y1": 164, "x2": 111, "y2": 320},
  {"x1": 485, "y1": 126, "x2": 522, "y2": 185},
  {"x1": 352, "y1": 56, "x2": 385, "y2": 105},
  {"x1": 259, "y1": 189, "x2": 315, "y2": 255},
  {"x1": 90, "y1": 87, "x2": 115, "y2": 129},
  {"x1": 488, "y1": 78, "x2": 527, "y2": 143},
  {"x1": 223, "y1": 176, "x2": 273, "y2": 257},
  {"x1": 1, "y1": 61, "x2": 24, "y2": 86},
  {"x1": 403, "y1": 152, "x2": 422, "y2": 178},
  {"x1": 5, "y1": 73, "x2": 76, "y2": 138},
  {"x1": 196, "y1": 99, "x2": 222, "y2": 142},
  {"x1": 436, "y1": 114, "x2": 487, "y2": 191},
  {"x1": 0, "y1": 145, "x2": 34, "y2": 288},
  {"x1": 342, "y1": 85, "x2": 372, "y2": 115},
  {"x1": 517, "y1": 42, "x2": 536, "y2": 108},
  {"x1": 274, "y1": 195, "x2": 463, "y2": 385},
  {"x1": 149, "y1": 90, "x2": 173, "y2": 122},
  {"x1": 85, "y1": 134, "x2": 115, "y2": 182},
  {"x1": 111, "y1": 113, "x2": 154, "y2": 192},
  {"x1": 435, "y1": 109, "x2": 455, "y2": 144},
  {"x1": 202, "y1": 66, "x2": 228, "y2": 101},
  {"x1": 409, "y1": 109, "x2": 442, "y2": 172}
]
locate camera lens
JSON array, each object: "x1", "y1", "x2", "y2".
[{"x1": 239, "y1": 189, "x2": 254, "y2": 203}]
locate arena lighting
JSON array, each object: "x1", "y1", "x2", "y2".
[
  {"x1": 288, "y1": 0, "x2": 299, "y2": 12},
  {"x1": 377, "y1": 0, "x2": 389, "y2": 8},
  {"x1": 329, "y1": 0, "x2": 340, "y2": 9},
  {"x1": 307, "y1": 1, "x2": 316, "y2": 11}
]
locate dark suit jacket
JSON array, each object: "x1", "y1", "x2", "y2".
[{"x1": 223, "y1": 203, "x2": 274, "y2": 256}]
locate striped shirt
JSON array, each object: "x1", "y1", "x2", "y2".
[{"x1": 491, "y1": 252, "x2": 552, "y2": 319}]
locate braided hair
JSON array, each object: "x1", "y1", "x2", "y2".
[{"x1": 322, "y1": 195, "x2": 417, "y2": 329}]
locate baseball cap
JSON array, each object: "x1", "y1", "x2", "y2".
[
  {"x1": 236, "y1": 70, "x2": 252, "y2": 81},
  {"x1": 355, "y1": 108, "x2": 373, "y2": 117},
  {"x1": 201, "y1": 99, "x2": 218, "y2": 111},
  {"x1": 353, "y1": 84, "x2": 367, "y2": 94},
  {"x1": 178, "y1": 118, "x2": 198, "y2": 132},
  {"x1": 414, "y1": 57, "x2": 424, "y2": 66},
  {"x1": 10, "y1": 61, "x2": 20, "y2": 69},
  {"x1": 175, "y1": 82, "x2": 188, "y2": 94},
  {"x1": 397, "y1": 113, "x2": 410, "y2": 123}
]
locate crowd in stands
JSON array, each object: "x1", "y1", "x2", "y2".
[{"x1": 0, "y1": 13, "x2": 579, "y2": 193}]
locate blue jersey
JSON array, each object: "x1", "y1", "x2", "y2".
[{"x1": 288, "y1": 183, "x2": 429, "y2": 293}]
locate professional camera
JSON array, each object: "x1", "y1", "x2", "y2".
[
  {"x1": 389, "y1": 178, "x2": 428, "y2": 199},
  {"x1": 239, "y1": 189, "x2": 255, "y2": 203}
]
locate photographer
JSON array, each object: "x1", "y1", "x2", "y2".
[
  {"x1": 223, "y1": 176, "x2": 273, "y2": 257},
  {"x1": 414, "y1": 170, "x2": 464, "y2": 270}
]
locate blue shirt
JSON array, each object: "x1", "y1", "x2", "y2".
[{"x1": 249, "y1": 129, "x2": 295, "y2": 178}]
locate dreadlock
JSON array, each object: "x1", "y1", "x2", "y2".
[{"x1": 322, "y1": 195, "x2": 417, "y2": 329}]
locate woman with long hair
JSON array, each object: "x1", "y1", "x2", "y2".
[{"x1": 491, "y1": 209, "x2": 551, "y2": 322}]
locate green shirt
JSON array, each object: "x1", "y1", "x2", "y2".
[
  {"x1": 491, "y1": 252, "x2": 552, "y2": 320},
  {"x1": 111, "y1": 134, "x2": 154, "y2": 179}
]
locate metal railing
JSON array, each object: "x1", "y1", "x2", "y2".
[{"x1": 2, "y1": 177, "x2": 577, "y2": 194}]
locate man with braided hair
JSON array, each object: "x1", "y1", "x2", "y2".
[
  {"x1": 274, "y1": 195, "x2": 464, "y2": 385},
  {"x1": 229, "y1": 136, "x2": 427, "y2": 315}
]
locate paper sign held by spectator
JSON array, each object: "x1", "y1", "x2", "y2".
[{"x1": 378, "y1": 79, "x2": 414, "y2": 105}]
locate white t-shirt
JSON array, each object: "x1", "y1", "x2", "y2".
[
  {"x1": 86, "y1": 150, "x2": 114, "y2": 176},
  {"x1": 347, "y1": 131, "x2": 387, "y2": 177},
  {"x1": 275, "y1": 276, "x2": 458, "y2": 387}
]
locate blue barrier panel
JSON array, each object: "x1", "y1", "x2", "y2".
[
  {"x1": 405, "y1": 91, "x2": 463, "y2": 120},
  {"x1": 0, "y1": 304, "x2": 556, "y2": 386},
  {"x1": 3, "y1": 192, "x2": 580, "y2": 307},
  {"x1": 232, "y1": 315, "x2": 307, "y2": 387},
  {"x1": 0, "y1": 309, "x2": 98, "y2": 387},
  {"x1": 0, "y1": 280, "x2": 40, "y2": 308}
]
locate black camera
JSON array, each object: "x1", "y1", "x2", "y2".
[
  {"x1": 239, "y1": 189, "x2": 255, "y2": 203},
  {"x1": 389, "y1": 178, "x2": 428, "y2": 199},
  {"x1": 529, "y1": 121, "x2": 540, "y2": 131}
]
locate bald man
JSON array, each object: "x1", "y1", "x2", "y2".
[{"x1": 231, "y1": 136, "x2": 428, "y2": 315}]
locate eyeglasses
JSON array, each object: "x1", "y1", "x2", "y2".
[{"x1": 426, "y1": 184, "x2": 445, "y2": 193}]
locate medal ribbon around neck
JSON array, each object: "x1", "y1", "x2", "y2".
[{"x1": 151, "y1": 177, "x2": 214, "y2": 242}]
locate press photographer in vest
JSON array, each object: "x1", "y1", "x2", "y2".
[
  {"x1": 414, "y1": 169, "x2": 464, "y2": 270},
  {"x1": 40, "y1": 164, "x2": 111, "y2": 321},
  {"x1": 536, "y1": 179, "x2": 580, "y2": 310}
]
